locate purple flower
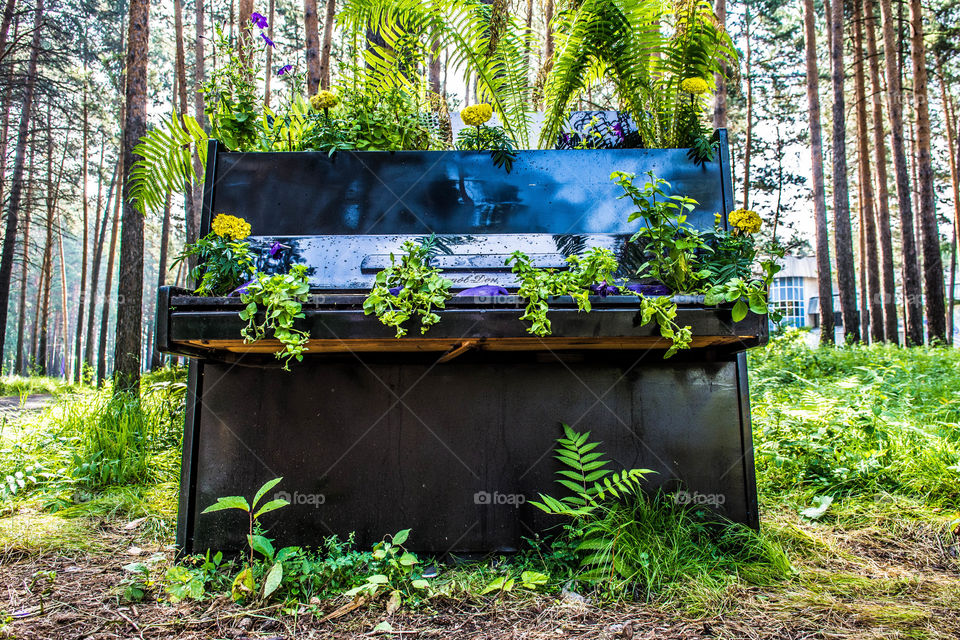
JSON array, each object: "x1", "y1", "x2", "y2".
[
  {"x1": 260, "y1": 32, "x2": 275, "y2": 48},
  {"x1": 230, "y1": 278, "x2": 258, "y2": 297},
  {"x1": 251, "y1": 12, "x2": 268, "y2": 28},
  {"x1": 277, "y1": 64, "x2": 293, "y2": 76},
  {"x1": 612, "y1": 123, "x2": 625, "y2": 140},
  {"x1": 588, "y1": 281, "x2": 620, "y2": 297},
  {"x1": 269, "y1": 241, "x2": 287, "y2": 258}
]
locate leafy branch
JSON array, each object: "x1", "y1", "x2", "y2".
[
  {"x1": 363, "y1": 238, "x2": 453, "y2": 337},
  {"x1": 239, "y1": 265, "x2": 311, "y2": 369}
]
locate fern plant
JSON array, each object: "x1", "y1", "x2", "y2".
[
  {"x1": 128, "y1": 113, "x2": 209, "y2": 215},
  {"x1": 531, "y1": 424, "x2": 653, "y2": 584}
]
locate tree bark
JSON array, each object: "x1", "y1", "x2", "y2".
[
  {"x1": 0, "y1": 0, "x2": 42, "y2": 371},
  {"x1": 543, "y1": 0, "x2": 554, "y2": 64},
  {"x1": 828, "y1": 0, "x2": 859, "y2": 343},
  {"x1": 263, "y1": 0, "x2": 275, "y2": 106},
  {"x1": 713, "y1": 0, "x2": 727, "y2": 129},
  {"x1": 853, "y1": 0, "x2": 882, "y2": 343},
  {"x1": 802, "y1": 0, "x2": 835, "y2": 344},
  {"x1": 940, "y1": 73, "x2": 960, "y2": 344},
  {"x1": 319, "y1": 0, "x2": 336, "y2": 91},
  {"x1": 84, "y1": 160, "x2": 118, "y2": 369},
  {"x1": 150, "y1": 193, "x2": 172, "y2": 371},
  {"x1": 304, "y1": 0, "x2": 321, "y2": 95},
  {"x1": 908, "y1": 0, "x2": 945, "y2": 343},
  {"x1": 114, "y1": 0, "x2": 150, "y2": 391},
  {"x1": 0, "y1": 0, "x2": 16, "y2": 63},
  {"x1": 175, "y1": 0, "x2": 199, "y2": 250},
  {"x1": 238, "y1": 0, "x2": 254, "y2": 60},
  {"x1": 73, "y1": 77, "x2": 90, "y2": 382},
  {"x1": 14, "y1": 139, "x2": 34, "y2": 375},
  {"x1": 192, "y1": 0, "x2": 206, "y2": 246},
  {"x1": 99, "y1": 158, "x2": 123, "y2": 385},
  {"x1": 864, "y1": 0, "x2": 898, "y2": 343},
  {"x1": 741, "y1": 4, "x2": 752, "y2": 209},
  {"x1": 878, "y1": 0, "x2": 923, "y2": 345}
]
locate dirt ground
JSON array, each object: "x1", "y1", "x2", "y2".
[{"x1": 1, "y1": 508, "x2": 959, "y2": 640}]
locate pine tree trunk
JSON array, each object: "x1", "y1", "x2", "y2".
[
  {"x1": 940, "y1": 74, "x2": 960, "y2": 344},
  {"x1": 802, "y1": 0, "x2": 835, "y2": 344},
  {"x1": 0, "y1": 0, "x2": 43, "y2": 370},
  {"x1": 853, "y1": 0, "x2": 883, "y2": 343},
  {"x1": 73, "y1": 81, "x2": 90, "y2": 382},
  {"x1": 543, "y1": 0, "x2": 554, "y2": 64},
  {"x1": 238, "y1": 0, "x2": 254, "y2": 60},
  {"x1": 99, "y1": 159, "x2": 123, "y2": 385},
  {"x1": 878, "y1": 0, "x2": 924, "y2": 345},
  {"x1": 263, "y1": 0, "x2": 275, "y2": 105},
  {"x1": 864, "y1": 0, "x2": 899, "y2": 344},
  {"x1": 713, "y1": 0, "x2": 727, "y2": 129},
  {"x1": 828, "y1": 0, "x2": 859, "y2": 343},
  {"x1": 193, "y1": 0, "x2": 206, "y2": 247},
  {"x1": 319, "y1": 0, "x2": 337, "y2": 91},
  {"x1": 114, "y1": 0, "x2": 150, "y2": 391},
  {"x1": 14, "y1": 143, "x2": 34, "y2": 375},
  {"x1": 175, "y1": 0, "x2": 199, "y2": 249},
  {"x1": 150, "y1": 193, "x2": 172, "y2": 371},
  {"x1": 741, "y1": 4, "x2": 752, "y2": 209},
  {"x1": 0, "y1": 0, "x2": 16, "y2": 63},
  {"x1": 84, "y1": 161, "x2": 118, "y2": 369},
  {"x1": 908, "y1": 0, "x2": 945, "y2": 342},
  {"x1": 304, "y1": 0, "x2": 321, "y2": 95}
]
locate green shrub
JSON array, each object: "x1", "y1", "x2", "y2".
[{"x1": 750, "y1": 331, "x2": 960, "y2": 506}]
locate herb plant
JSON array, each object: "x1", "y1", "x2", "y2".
[
  {"x1": 611, "y1": 170, "x2": 710, "y2": 294},
  {"x1": 345, "y1": 529, "x2": 430, "y2": 604},
  {"x1": 240, "y1": 265, "x2": 311, "y2": 369},
  {"x1": 171, "y1": 214, "x2": 256, "y2": 297},
  {"x1": 201, "y1": 477, "x2": 292, "y2": 601},
  {"x1": 202, "y1": 25, "x2": 263, "y2": 151},
  {"x1": 455, "y1": 123, "x2": 519, "y2": 172},
  {"x1": 363, "y1": 239, "x2": 453, "y2": 338},
  {"x1": 507, "y1": 247, "x2": 618, "y2": 337}
]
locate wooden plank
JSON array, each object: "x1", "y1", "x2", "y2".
[{"x1": 178, "y1": 334, "x2": 756, "y2": 354}]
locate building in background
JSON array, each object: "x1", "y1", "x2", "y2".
[{"x1": 769, "y1": 254, "x2": 959, "y2": 344}]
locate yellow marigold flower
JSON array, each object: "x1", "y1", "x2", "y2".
[
  {"x1": 728, "y1": 208, "x2": 762, "y2": 234},
  {"x1": 461, "y1": 103, "x2": 493, "y2": 126},
  {"x1": 309, "y1": 90, "x2": 340, "y2": 111},
  {"x1": 680, "y1": 77, "x2": 710, "y2": 95},
  {"x1": 211, "y1": 213, "x2": 252, "y2": 240}
]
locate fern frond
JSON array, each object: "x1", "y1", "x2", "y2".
[{"x1": 128, "y1": 112, "x2": 209, "y2": 215}]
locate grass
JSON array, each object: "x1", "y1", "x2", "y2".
[{"x1": 0, "y1": 375, "x2": 80, "y2": 399}]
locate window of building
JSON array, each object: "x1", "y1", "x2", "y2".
[{"x1": 771, "y1": 276, "x2": 805, "y2": 327}]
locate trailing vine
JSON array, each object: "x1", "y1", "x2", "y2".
[
  {"x1": 508, "y1": 248, "x2": 693, "y2": 357},
  {"x1": 239, "y1": 265, "x2": 311, "y2": 370},
  {"x1": 362, "y1": 238, "x2": 453, "y2": 338}
]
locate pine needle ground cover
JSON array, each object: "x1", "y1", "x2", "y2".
[{"x1": 1, "y1": 339, "x2": 959, "y2": 639}]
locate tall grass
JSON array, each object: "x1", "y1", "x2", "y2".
[
  {"x1": 0, "y1": 368, "x2": 186, "y2": 516},
  {"x1": 749, "y1": 331, "x2": 960, "y2": 507}
]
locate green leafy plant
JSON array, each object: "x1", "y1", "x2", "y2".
[
  {"x1": 363, "y1": 238, "x2": 453, "y2": 338},
  {"x1": 202, "y1": 24, "x2": 264, "y2": 151},
  {"x1": 345, "y1": 529, "x2": 430, "y2": 604},
  {"x1": 240, "y1": 265, "x2": 312, "y2": 369},
  {"x1": 128, "y1": 112, "x2": 209, "y2": 215},
  {"x1": 530, "y1": 424, "x2": 653, "y2": 583},
  {"x1": 479, "y1": 570, "x2": 549, "y2": 596},
  {"x1": 455, "y1": 123, "x2": 518, "y2": 172},
  {"x1": 201, "y1": 477, "x2": 290, "y2": 570},
  {"x1": 507, "y1": 247, "x2": 619, "y2": 337},
  {"x1": 171, "y1": 227, "x2": 256, "y2": 298},
  {"x1": 611, "y1": 170, "x2": 709, "y2": 294},
  {"x1": 633, "y1": 295, "x2": 693, "y2": 358},
  {"x1": 161, "y1": 551, "x2": 226, "y2": 602}
]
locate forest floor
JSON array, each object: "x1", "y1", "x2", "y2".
[{"x1": 2, "y1": 503, "x2": 959, "y2": 639}]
